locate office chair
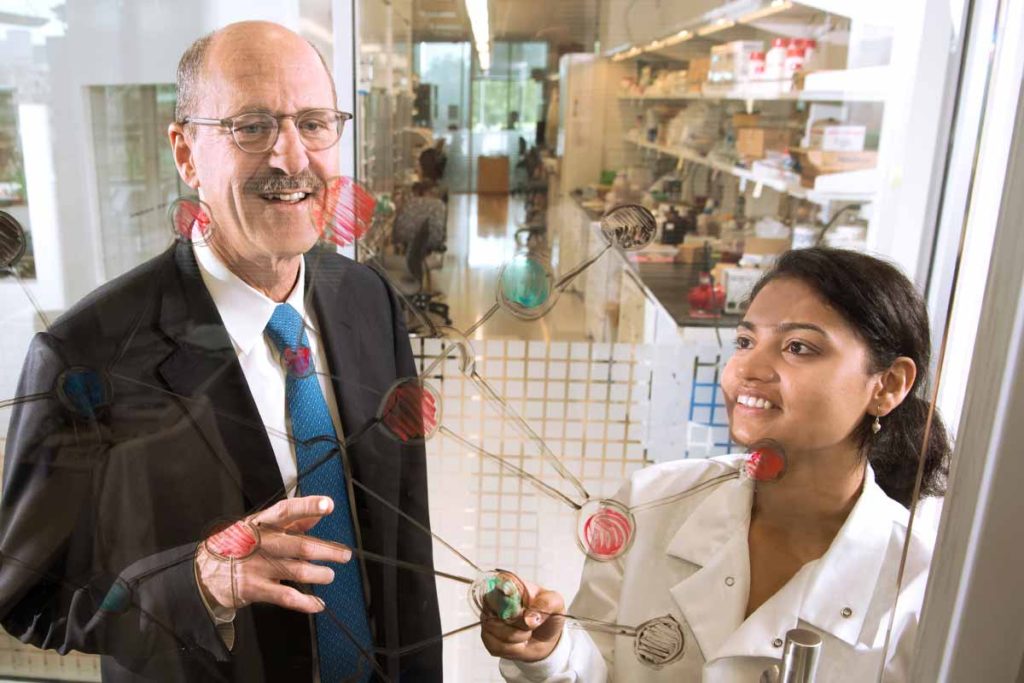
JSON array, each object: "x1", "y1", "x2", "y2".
[{"x1": 375, "y1": 217, "x2": 451, "y2": 332}]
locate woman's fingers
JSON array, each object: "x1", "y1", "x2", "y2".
[{"x1": 479, "y1": 581, "x2": 566, "y2": 662}]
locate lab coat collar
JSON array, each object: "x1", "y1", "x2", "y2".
[
  {"x1": 665, "y1": 456, "x2": 905, "y2": 662},
  {"x1": 800, "y1": 463, "x2": 907, "y2": 646},
  {"x1": 666, "y1": 463, "x2": 760, "y2": 661}
]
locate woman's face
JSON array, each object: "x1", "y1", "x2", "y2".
[{"x1": 721, "y1": 277, "x2": 880, "y2": 454}]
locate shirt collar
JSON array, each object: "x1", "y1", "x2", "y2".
[{"x1": 192, "y1": 233, "x2": 308, "y2": 356}]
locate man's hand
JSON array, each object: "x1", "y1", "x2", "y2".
[
  {"x1": 195, "y1": 495, "x2": 350, "y2": 614},
  {"x1": 480, "y1": 580, "x2": 566, "y2": 663}
]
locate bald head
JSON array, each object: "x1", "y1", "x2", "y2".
[{"x1": 174, "y1": 21, "x2": 336, "y2": 124}]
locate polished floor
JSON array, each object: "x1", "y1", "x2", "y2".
[{"x1": 428, "y1": 192, "x2": 588, "y2": 342}]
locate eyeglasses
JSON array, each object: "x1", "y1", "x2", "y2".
[{"x1": 182, "y1": 108, "x2": 353, "y2": 153}]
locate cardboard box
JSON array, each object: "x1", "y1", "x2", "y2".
[
  {"x1": 744, "y1": 237, "x2": 790, "y2": 256},
  {"x1": 736, "y1": 127, "x2": 797, "y2": 159},
  {"x1": 477, "y1": 155, "x2": 510, "y2": 194},
  {"x1": 794, "y1": 149, "x2": 878, "y2": 187},
  {"x1": 732, "y1": 112, "x2": 762, "y2": 128},
  {"x1": 676, "y1": 241, "x2": 714, "y2": 264},
  {"x1": 687, "y1": 57, "x2": 711, "y2": 87}
]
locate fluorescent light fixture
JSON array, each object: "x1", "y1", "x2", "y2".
[
  {"x1": 465, "y1": 0, "x2": 490, "y2": 70},
  {"x1": 739, "y1": 0, "x2": 793, "y2": 23},
  {"x1": 697, "y1": 17, "x2": 735, "y2": 36}
]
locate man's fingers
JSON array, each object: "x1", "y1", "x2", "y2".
[
  {"x1": 267, "y1": 557, "x2": 336, "y2": 585},
  {"x1": 246, "y1": 578, "x2": 326, "y2": 614},
  {"x1": 250, "y1": 495, "x2": 334, "y2": 529},
  {"x1": 259, "y1": 528, "x2": 352, "y2": 563}
]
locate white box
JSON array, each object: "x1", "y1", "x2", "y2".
[{"x1": 724, "y1": 267, "x2": 763, "y2": 313}]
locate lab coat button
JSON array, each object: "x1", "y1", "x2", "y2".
[
  {"x1": 841, "y1": 606, "x2": 853, "y2": 618},
  {"x1": 725, "y1": 576, "x2": 735, "y2": 586},
  {"x1": 772, "y1": 638, "x2": 783, "y2": 648}
]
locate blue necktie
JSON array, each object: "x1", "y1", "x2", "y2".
[{"x1": 265, "y1": 303, "x2": 374, "y2": 683}]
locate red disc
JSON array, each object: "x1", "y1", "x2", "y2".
[
  {"x1": 171, "y1": 198, "x2": 211, "y2": 241},
  {"x1": 745, "y1": 447, "x2": 786, "y2": 481},
  {"x1": 583, "y1": 506, "x2": 633, "y2": 560},
  {"x1": 379, "y1": 379, "x2": 439, "y2": 443},
  {"x1": 206, "y1": 521, "x2": 258, "y2": 560},
  {"x1": 310, "y1": 176, "x2": 376, "y2": 247}
]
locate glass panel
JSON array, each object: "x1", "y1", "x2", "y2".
[{"x1": 0, "y1": 0, "x2": 1005, "y2": 681}]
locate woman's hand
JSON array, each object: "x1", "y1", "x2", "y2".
[{"x1": 480, "y1": 581, "x2": 566, "y2": 663}]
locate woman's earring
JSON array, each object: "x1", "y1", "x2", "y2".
[{"x1": 872, "y1": 408, "x2": 882, "y2": 434}]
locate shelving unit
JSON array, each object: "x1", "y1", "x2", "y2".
[
  {"x1": 618, "y1": 67, "x2": 888, "y2": 104},
  {"x1": 622, "y1": 135, "x2": 876, "y2": 206}
]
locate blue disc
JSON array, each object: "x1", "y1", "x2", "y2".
[
  {"x1": 57, "y1": 367, "x2": 110, "y2": 421},
  {"x1": 500, "y1": 256, "x2": 551, "y2": 310},
  {"x1": 99, "y1": 580, "x2": 131, "y2": 613}
]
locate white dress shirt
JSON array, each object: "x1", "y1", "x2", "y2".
[
  {"x1": 193, "y1": 237, "x2": 346, "y2": 496},
  {"x1": 501, "y1": 454, "x2": 933, "y2": 682},
  {"x1": 192, "y1": 236, "x2": 346, "y2": 653}
]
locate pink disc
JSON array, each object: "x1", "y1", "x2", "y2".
[
  {"x1": 170, "y1": 197, "x2": 212, "y2": 242},
  {"x1": 282, "y1": 346, "x2": 313, "y2": 379},
  {"x1": 378, "y1": 379, "x2": 440, "y2": 443},
  {"x1": 745, "y1": 446, "x2": 786, "y2": 482},
  {"x1": 577, "y1": 500, "x2": 635, "y2": 561},
  {"x1": 310, "y1": 176, "x2": 376, "y2": 247},
  {"x1": 205, "y1": 521, "x2": 259, "y2": 560}
]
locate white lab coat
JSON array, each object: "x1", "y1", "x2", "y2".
[{"x1": 500, "y1": 455, "x2": 932, "y2": 682}]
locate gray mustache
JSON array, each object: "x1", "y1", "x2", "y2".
[{"x1": 244, "y1": 172, "x2": 325, "y2": 195}]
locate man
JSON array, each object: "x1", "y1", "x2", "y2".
[{"x1": 0, "y1": 21, "x2": 441, "y2": 682}]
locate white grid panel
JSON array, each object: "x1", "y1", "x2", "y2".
[
  {"x1": 0, "y1": 337, "x2": 696, "y2": 681},
  {"x1": 414, "y1": 338, "x2": 654, "y2": 682},
  {"x1": 0, "y1": 632, "x2": 100, "y2": 681}
]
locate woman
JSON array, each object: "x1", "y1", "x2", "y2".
[{"x1": 481, "y1": 247, "x2": 950, "y2": 682}]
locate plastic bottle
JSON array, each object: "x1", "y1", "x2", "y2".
[
  {"x1": 784, "y1": 42, "x2": 805, "y2": 80},
  {"x1": 802, "y1": 39, "x2": 819, "y2": 71},
  {"x1": 765, "y1": 38, "x2": 788, "y2": 81},
  {"x1": 748, "y1": 51, "x2": 766, "y2": 81}
]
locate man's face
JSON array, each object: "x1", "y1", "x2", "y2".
[{"x1": 181, "y1": 30, "x2": 340, "y2": 263}]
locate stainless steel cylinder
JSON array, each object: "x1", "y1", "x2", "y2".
[{"x1": 779, "y1": 628, "x2": 822, "y2": 683}]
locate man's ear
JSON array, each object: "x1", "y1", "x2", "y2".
[
  {"x1": 872, "y1": 357, "x2": 918, "y2": 417},
  {"x1": 168, "y1": 123, "x2": 200, "y2": 190}
]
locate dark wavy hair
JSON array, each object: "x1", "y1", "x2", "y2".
[{"x1": 747, "y1": 247, "x2": 950, "y2": 507}]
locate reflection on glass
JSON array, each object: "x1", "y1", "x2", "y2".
[
  {"x1": 0, "y1": 89, "x2": 33, "y2": 279},
  {"x1": 90, "y1": 84, "x2": 184, "y2": 279}
]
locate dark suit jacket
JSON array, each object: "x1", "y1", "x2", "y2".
[{"x1": 0, "y1": 242, "x2": 442, "y2": 681}]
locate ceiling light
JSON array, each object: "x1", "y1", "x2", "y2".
[{"x1": 464, "y1": 0, "x2": 490, "y2": 72}]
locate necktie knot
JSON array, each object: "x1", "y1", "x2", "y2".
[{"x1": 265, "y1": 303, "x2": 306, "y2": 353}]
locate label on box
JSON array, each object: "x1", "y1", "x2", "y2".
[{"x1": 810, "y1": 125, "x2": 866, "y2": 152}]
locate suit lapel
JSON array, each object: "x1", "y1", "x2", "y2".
[
  {"x1": 304, "y1": 248, "x2": 369, "y2": 438},
  {"x1": 156, "y1": 243, "x2": 284, "y2": 512}
]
